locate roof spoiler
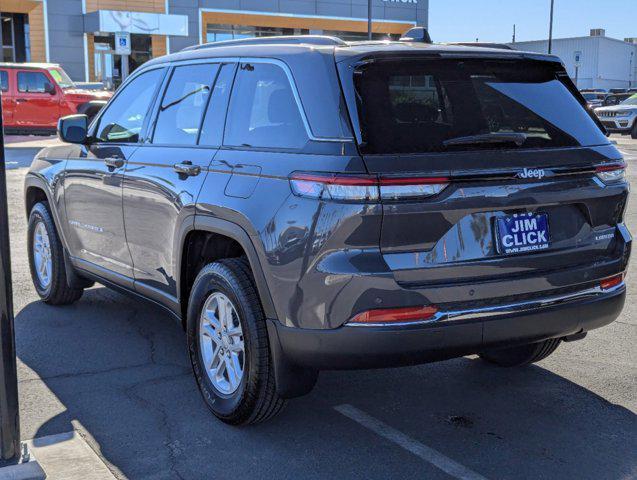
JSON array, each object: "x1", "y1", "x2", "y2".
[{"x1": 400, "y1": 27, "x2": 432, "y2": 44}]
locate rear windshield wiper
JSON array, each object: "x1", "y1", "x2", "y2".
[{"x1": 442, "y1": 132, "x2": 528, "y2": 148}]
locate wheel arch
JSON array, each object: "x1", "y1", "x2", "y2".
[
  {"x1": 177, "y1": 215, "x2": 278, "y2": 328},
  {"x1": 24, "y1": 176, "x2": 67, "y2": 248}
]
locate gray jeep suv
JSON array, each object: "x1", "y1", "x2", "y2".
[{"x1": 25, "y1": 33, "x2": 631, "y2": 425}]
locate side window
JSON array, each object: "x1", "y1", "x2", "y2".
[
  {"x1": 96, "y1": 68, "x2": 164, "y2": 143},
  {"x1": 17, "y1": 72, "x2": 50, "y2": 93},
  {"x1": 199, "y1": 63, "x2": 236, "y2": 146},
  {"x1": 224, "y1": 63, "x2": 308, "y2": 149},
  {"x1": 0, "y1": 71, "x2": 8, "y2": 92},
  {"x1": 153, "y1": 63, "x2": 219, "y2": 145}
]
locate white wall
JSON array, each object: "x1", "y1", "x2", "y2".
[{"x1": 510, "y1": 36, "x2": 637, "y2": 90}]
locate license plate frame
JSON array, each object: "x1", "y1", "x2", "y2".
[{"x1": 495, "y1": 212, "x2": 550, "y2": 255}]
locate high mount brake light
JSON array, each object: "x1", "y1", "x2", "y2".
[
  {"x1": 349, "y1": 305, "x2": 439, "y2": 324},
  {"x1": 595, "y1": 162, "x2": 626, "y2": 184},
  {"x1": 289, "y1": 173, "x2": 449, "y2": 202}
]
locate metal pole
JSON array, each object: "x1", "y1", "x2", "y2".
[
  {"x1": 367, "y1": 0, "x2": 372, "y2": 40},
  {"x1": 548, "y1": 0, "x2": 555, "y2": 54},
  {"x1": 575, "y1": 65, "x2": 579, "y2": 88},
  {"x1": 0, "y1": 86, "x2": 20, "y2": 465}
]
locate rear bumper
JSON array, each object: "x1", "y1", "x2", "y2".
[{"x1": 267, "y1": 283, "x2": 625, "y2": 370}]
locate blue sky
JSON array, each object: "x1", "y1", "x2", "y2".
[{"x1": 429, "y1": 0, "x2": 637, "y2": 44}]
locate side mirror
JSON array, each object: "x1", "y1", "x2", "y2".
[
  {"x1": 43, "y1": 82, "x2": 56, "y2": 95},
  {"x1": 58, "y1": 114, "x2": 88, "y2": 144}
]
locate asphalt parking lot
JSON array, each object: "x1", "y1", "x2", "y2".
[{"x1": 4, "y1": 135, "x2": 637, "y2": 479}]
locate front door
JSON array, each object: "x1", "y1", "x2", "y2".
[
  {"x1": 122, "y1": 62, "x2": 235, "y2": 308},
  {"x1": 63, "y1": 67, "x2": 166, "y2": 284},
  {"x1": 14, "y1": 70, "x2": 59, "y2": 128}
]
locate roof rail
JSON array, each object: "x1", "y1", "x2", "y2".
[{"x1": 182, "y1": 35, "x2": 347, "y2": 52}]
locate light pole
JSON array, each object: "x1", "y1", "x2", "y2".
[
  {"x1": 548, "y1": 0, "x2": 555, "y2": 54},
  {"x1": 0, "y1": 98, "x2": 20, "y2": 466},
  {"x1": 630, "y1": 51, "x2": 634, "y2": 89},
  {"x1": 368, "y1": 0, "x2": 372, "y2": 40}
]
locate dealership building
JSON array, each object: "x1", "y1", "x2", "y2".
[
  {"x1": 511, "y1": 29, "x2": 637, "y2": 90},
  {"x1": 0, "y1": 0, "x2": 427, "y2": 85}
]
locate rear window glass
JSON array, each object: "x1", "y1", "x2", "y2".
[{"x1": 353, "y1": 59, "x2": 609, "y2": 154}]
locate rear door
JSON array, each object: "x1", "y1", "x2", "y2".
[
  {"x1": 122, "y1": 62, "x2": 235, "y2": 308},
  {"x1": 14, "y1": 70, "x2": 59, "y2": 127},
  {"x1": 342, "y1": 57, "x2": 625, "y2": 286}
]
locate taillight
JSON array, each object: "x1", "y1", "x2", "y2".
[
  {"x1": 600, "y1": 273, "x2": 623, "y2": 290},
  {"x1": 349, "y1": 305, "x2": 439, "y2": 325},
  {"x1": 289, "y1": 172, "x2": 449, "y2": 202},
  {"x1": 378, "y1": 176, "x2": 449, "y2": 200},
  {"x1": 595, "y1": 162, "x2": 625, "y2": 184}
]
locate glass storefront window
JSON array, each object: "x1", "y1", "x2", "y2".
[
  {"x1": 205, "y1": 24, "x2": 399, "y2": 44},
  {"x1": 206, "y1": 24, "x2": 308, "y2": 43},
  {"x1": 0, "y1": 13, "x2": 28, "y2": 62},
  {"x1": 93, "y1": 34, "x2": 152, "y2": 88},
  {"x1": 322, "y1": 30, "x2": 399, "y2": 41}
]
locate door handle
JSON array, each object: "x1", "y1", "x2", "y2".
[
  {"x1": 104, "y1": 157, "x2": 124, "y2": 169},
  {"x1": 16, "y1": 98, "x2": 26, "y2": 103},
  {"x1": 173, "y1": 162, "x2": 201, "y2": 177}
]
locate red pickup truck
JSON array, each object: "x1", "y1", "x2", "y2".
[{"x1": 0, "y1": 63, "x2": 112, "y2": 135}]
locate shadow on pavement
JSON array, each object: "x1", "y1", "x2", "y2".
[{"x1": 15, "y1": 287, "x2": 637, "y2": 480}]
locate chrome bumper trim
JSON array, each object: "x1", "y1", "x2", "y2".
[{"x1": 346, "y1": 282, "x2": 624, "y2": 328}]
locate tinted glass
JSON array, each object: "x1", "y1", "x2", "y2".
[
  {"x1": 199, "y1": 63, "x2": 236, "y2": 146},
  {"x1": 354, "y1": 59, "x2": 609, "y2": 154},
  {"x1": 225, "y1": 63, "x2": 307, "y2": 149},
  {"x1": 96, "y1": 68, "x2": 164, "y2": 143},
  {"x1": 17, "y1": 71, "x2": 50, "y2": 93},
  {"x1": 153, "y1": 64, "x2": 219, "y2": 145},
  {"x1": 0, "y1": 71, "x2": 7, "y2": 91}
]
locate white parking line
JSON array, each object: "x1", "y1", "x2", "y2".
[{"x1": 335, "y1": 404, "x2": 489, "y2": 480}]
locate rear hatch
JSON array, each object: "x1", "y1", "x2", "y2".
[{"x1": 337, "y1": 52, "x2": 628, "y2": 289}]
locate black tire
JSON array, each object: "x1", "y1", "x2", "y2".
[
  {"x1": 631, "y1": 121, "x2": 637, "y2": 140},
  {"x1": 186, "y1": 257, "x2": 284, "y2": 425},
  {"x1": 479, "y1": 338, "x2": 561, "y2": 367},
  {"x1": 27, "y1": 202, "x2": 83, "y2": 305}
]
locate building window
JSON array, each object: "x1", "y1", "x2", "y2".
[
  {"x1": 206, "y1": 24, "x2": 308, "y2": 43},
  {"x1": 0, "y1": 13, "x2": 28, "y2": 62},
  {"x1": 322, "y1": 30, "x2": 398, "y2": 41}
]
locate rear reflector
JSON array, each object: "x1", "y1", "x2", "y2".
[
  {"x1": 595, "y1": 162, "x2": 625, "y2": 184},
  {"x1": 349, "y1": 305, "x2": 439, "y2": 324},
  {"x1": 600, "y1": 273, "x2": 623, "y2": 290},
  {"x1": 289, "y1": 172, "x2": 449, "y2": 202}
]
